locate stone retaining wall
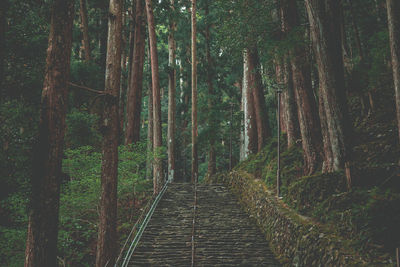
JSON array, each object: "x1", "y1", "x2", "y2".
[{"x1": 206, "y1": 171, "x2": 393, "y2": 266}]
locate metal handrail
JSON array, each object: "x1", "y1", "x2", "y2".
[
  {"x1": 191, "y1": 182, "x2": 198, "y2": 267},
  {"x1": 114, "y1": 193, "x2": 154, "y2": 266},
  {"x1": 118, "y1": 177, "x2": 171, "y2": 267}
]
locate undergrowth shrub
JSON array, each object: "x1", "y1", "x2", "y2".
[
  {"x1": 314, "y1": 188, "x2": 400, "y2": 252},
  {"x1": 264, "y1": 142, "x2": 303, "y2": 196},
  {"x1": 58, "y1": 142, "x2": 152, "y2": 266},
  {"x1": 0, "y1": 100, "x2": 37, "y2": 267},
  {"x1": 65, "y1": 109, "x2": 101, "y2": 149}
]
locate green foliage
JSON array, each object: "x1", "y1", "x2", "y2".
[
  {"x1": 234, "y1": 136, "x2": 303, "y2": 196},
  {"x1": 0, "y1": 101, "x2": 36, "y2": 266},
  {"x1": 287, "y1": 172, "x2": 347, "y2": 213},
  {"x1": 230, "y1": 123, "x2": 399, "y2": 256},
  {"x1": 263, "y1": 140, "x2": 303, "y2": 196},
  {"x1": 0, "y1": 100, "x2": 38, "y2": 196},
  {"x1": 0, "y1": 226, "x2": 26, "y2": 267},
  {"x1": 59, "y1": 147, "x2": 101, "y2": 265},
  {"x1": 314, "y1": 188, "x2": 400, "y2": 252},
  {"x1": 236, "y1": 138, "x2": 277, "y2": 175},
  {"x1": 214, "y1": 0, "x2": 276, "y2": 60},
  {"x1": 367, "y1": 31, "x2": 391, "y2": 89},
  {"x1": 3, "y1": 1, "x2": 49, "y2": 102},
  {"x1": 0, "y1": 143, "x2": 152, "y2": 266},
  {"x1": 58, "y1": 143, "x2": 152, "y2": 265},
  {"x1": 65, "y1": 110, "x2": 101, "y2": 149},
  {"x1": 70, "y1": 61, "x2": 104, "y2": 87}
]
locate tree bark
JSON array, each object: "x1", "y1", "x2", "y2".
[
  {"x1": 279, "y1": 3, "x2": 300, "y2": 147},
  {"x1": 79, "y1": 0, "x2": 91, "y2": 61},
  {"x1": 146, "y1": 80, "x2": 153, "y2": 180},
  {"x1": 205, "y1": 1, "x2": 216, "y2": 175},
  {"x1": 240, "y1": 80, "x2": 245, "y2": 161},
  {"x1": 24, "y1": 1, "x2": 74, "y2": 266},
  {"x1": 386, "y1": 0, "x2": 400, "y2": 145},
  {"x1": 98, "y1": 1, "x2": 109, "y2": 78},
  {"x1": 243, "y1": 49, "x2": 258, "y2": 156},
  {"x1": 292, "y1": 52, "x2": 323, "y2": 174},
  {"x1": 95, "y1": 0, "x2": 122, "y2": 265},
  {"x1": 281, "y1": 0, "x2": 323, "y2": 174},
  {"x1": 145, "y1": 0, "x2": 163, "y2": 194},
  {"x1": 167, "y1": 0, "x2": 176, "y2": 181},
  {"x1": 319, "y1": 89, "x2": 334, "y2": 172},
  {"x1": 282, "y1": 56, "x2": 300, "y2": 147},
  {"x1": 123, "y1": 3, "x2": 135, "y2": 132},
  {"x1": 247, "y1": 47, "x2": 271, "y2": 152},
  {"x1": 126, "y1": 3, "x2": 135, "y2": 94},
  {"x1": 191, "y1": 0, "x2": 198, "y2": 183},
  {"x1": 181, "y1": 71, "x2": 190, "y2": 182},
  {"x1": 339, "y1": 2, "x2": 350, "y2": 70},
  {"x1": 119, "y1": 11, "x2": 127, "y2": 135},
  {"x1": 305, "y1": 0, "x2": 352, "y2": 187},
  {"x1": 125, "y1": 0, "x2": 146, "y2": 144}
]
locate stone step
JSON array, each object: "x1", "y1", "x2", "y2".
[{"x1": 128, "y1": 182, "x2": 280, "y2": 266}]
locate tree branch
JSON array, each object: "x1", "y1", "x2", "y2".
[{"x1": 68, "y1": 82, "x2": 110, "y2": 95}]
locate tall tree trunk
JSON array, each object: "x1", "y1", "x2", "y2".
[
  {"x1": 24, "y1": 1, "x2": 74, "y2": 266},
  {"x1": 292, "y1": 56, "x2": 323, "y2": 174},
  {"x1": 98, "y1": 0, "x2": 109, "y2": 79},
  {"x1": 191, "y1": 0, "x2": 198, "y2": 183},
  {"x1": 119, "y1": 11, "x2": 127, "y2": 135},
  {"x1": 123, "y1": 3, "x2": 135, "y2": 132},
  {"x1": 95, "y1": 0, "x2": 122, "y2": 265},
  {"x1": 79, "y1": 0, "x2": 91, "y2": 61},
  {"x1": 240, "y1": 80, "x2": 245, "y2": 161},
  {"x1": 145, "y1": 0, "x2": 163, "y2": 194},
  {"x1": 339, "y1": 2, "x2": 350, "y2": 70},
  {"x1": 167, "y1": 0, "x2": 176, "y2": 181},
  {"x1": 247, "y1": 47, "x2": 270, "y2": 151},
  {"x1": 305, "y1": 0, "x2": 352, "y2": 188},
  {"x1": 386, "y1": 0, "x2": 400, "y2": 145},
  {"x1": 243, "y1": 49, "x2": 258, "y2": 156},
  {"x1": 281, "y1": 0, "x2": 323, "y2": 174},
  {"x1": 319, "y1": 90, "x2": 334, "y2": 172},
  {"x1": 125, "y1": 0, "x2": 146, "y2": 144},
  {"x1": 126, "y1": 3, "x2": 135, "y2": 94},
  {"x1": 282, "y1": 56, "x2": 300, "y2": 147},
  {"x1": 146, "y1": 80, "x2": 153, "y2": 180},
  {"x1": 181, "y1": 75, "x2": 190, "y2": 182},
  {"x1": 145, "y1": 41, "x2": 153, "y2": 180},
  {"x1": 205, "y1": 1, "x2": 216, "y2": 175},
  {"x1": 279, "y1": 4, "x2": 301, "y2": 147}
]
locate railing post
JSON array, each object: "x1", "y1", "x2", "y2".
[
  {"x1": 277, "y1": 89, "x2": 282, "y2": 198},
  {"x1": 229, "y1": 102, "x2": 233, "y2": 170}
]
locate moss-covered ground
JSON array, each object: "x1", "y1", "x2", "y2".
[{"x1": 225, "y1": 92, "x2": 400, "y2": 260}]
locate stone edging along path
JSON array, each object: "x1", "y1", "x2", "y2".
[{"x1": 206, "y1": 171, "x2": 394, "y2": 267}]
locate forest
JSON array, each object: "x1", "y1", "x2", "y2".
[{"x1": 0, "y1": 0, "x2": 399, "y2": 266}]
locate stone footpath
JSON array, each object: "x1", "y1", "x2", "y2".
[{"x1": 129, "y1": 183, "x2": 281, "y2": 266}]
